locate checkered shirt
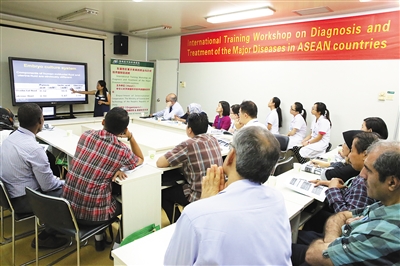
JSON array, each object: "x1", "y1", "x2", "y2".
[
  {"x1": 164, "y1": 134, "x2": 223, "y2": 202},
  {"x1": 62, "y1": 130, "x2": 139, "y2": 221}
]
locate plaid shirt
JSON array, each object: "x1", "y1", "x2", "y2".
[
  {"x1": 62, "y1": 130, "x2": 139, "y2": 221},
  {"x1": 164, "y1": 133, "x2": 223, "y2": 202},
  {"x1": 325, "y1": 176, "x2": 375, "y2": 213},
  {"x1": 327, "y1": 202, "x2": 400, "y2": 265}
]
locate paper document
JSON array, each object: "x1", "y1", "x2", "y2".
[{"x1": 285, "y1": 177, "x2": 327, "y2": 202}]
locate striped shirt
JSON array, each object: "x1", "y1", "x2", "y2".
[
  {"x1": 164, "y1": 134, "x2": 223, "y2": 202},
  {"x1": 327, "y1": 202, "x2": 400, "y2": 265},
  {"x1": 62, "y1": 130, "x2": 139, "y2": 221},
  {"x1": 0, "y1": 127, "x2": 64, "y2": 198}
]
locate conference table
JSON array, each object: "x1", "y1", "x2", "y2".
[{"x1": 38, "y1": 117, "x2": 322, "y2": 253}]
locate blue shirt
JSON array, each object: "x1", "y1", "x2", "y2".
[
  {"x1": 327, "y1": 202, "x2": 400, "y2": 265},
  {"x1": 0, "y1": 127, "x2": 64, "y2": 198},
  {"x1": 164, "y1": 179, "x2": 292, "y2": 265}
]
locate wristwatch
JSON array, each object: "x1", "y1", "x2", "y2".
[{"x1": 322, "y1": 249, "x2": 330, "y2": 258}]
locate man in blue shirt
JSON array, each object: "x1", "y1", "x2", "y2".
[
  {"x1": 164, "y1": 126, "x2": 292, "y2": 265},
  {"x1": 295, "y1": 140, "x2": 400, "y2": 265}
]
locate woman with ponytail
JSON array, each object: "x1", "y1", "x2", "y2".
[
  {"x1": 266, "y1": 97, "x2": 282, "y2": 134},
  {"x1": 299, "y1": 102, "x2": 332, "y2": 159},
  {"x1": 71, "y1": 80, "x2": 110, "y2": 117},
  {"x1": 287, "y1": 102, "x2": 307, "y2": 149}
]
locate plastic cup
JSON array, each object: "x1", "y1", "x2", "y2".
[
  {"x1": 293, "y1": 163, "x2": 302, "y2": 172},
  {"x1": 157, "y1": 117, "x2": 162, "y2": 122},
  {"x1": 148, "y1": 150, "x2": 156, "y2": 160},
  {"x1": 66, "y1": 130, "x2": 73, "y2": 137},
  {"x1": 141, "y1": 112, "x2": 145, "y2": 117},
  {"x1": 268, "y1": 175, "x2": 278, "y2": 187}
]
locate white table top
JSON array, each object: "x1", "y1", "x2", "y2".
[
  {"x1": 112, "y1": 224, "x2": 176, "y2": 266},
  {"x1": 36, "y1": 127, "x2": 79, "y2": 157}
]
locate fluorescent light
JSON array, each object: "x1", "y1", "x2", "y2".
[
  {"x1": 130, "y1": 25, "x2": 172, "y2": 34},
  {"x1": 206, "y1": 6, "x2": 275, "y2": 24},
  {"x1": 57, "y1": 8, "x2": 98, "y2": 22}
]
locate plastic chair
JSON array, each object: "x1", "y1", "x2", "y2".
[
  {"x1": 273, "y1": 134, "x2": 290, "y2": 160},
  {"x1": 271, "y1": 156, "x2": 294, "y2": 176},
  {"x1": 0, "y1": 181, "x2": 36, "y2": 266},
  {"x1": 25, "y1": 187, "x2": 121, "y2": 266}
]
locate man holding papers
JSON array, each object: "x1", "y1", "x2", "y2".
[
  {"x1": 292, "y1": 140, "x2": 400, "y2": 265},
  {"x1": 164, "y1": 126, "x2": 292, "y2": 265}
]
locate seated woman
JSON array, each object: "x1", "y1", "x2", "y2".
[
  {"x1": 361, "y1": 116, "x2": 388, "y2": 139},
  {"x1": 287, "y1": 102, "x2": 307, "y2": 149},
  {"x1": 212, "y1": 101, "x2": 231, "y2": 130},
  {"x1": 174, "y1": 103, "x2": 203, "y2": 124},
  {"x1": 310, "y1": 130, "x2": 361, "y2": 182},
  {"x1": 266, "y1": 97, "x2": 282, "y2": 134},
  {"x1": 228, "y1": 104, "x2": 243, "y2": 133},
  {"x1": 294, "y1": 102, "x2": 331, "y2": 163}
]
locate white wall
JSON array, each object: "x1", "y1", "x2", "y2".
[
  {"x1": 148, "y1": 38, "x2": 399, "y2": 147},
  {"x1": 0, "y1": 24, "x2": 147, "y2": 115}
]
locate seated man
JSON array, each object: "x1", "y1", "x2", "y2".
[
  {"x1": 157, "y1": 112, "x2": 223, "y2": 223},
  {"x1": 302, "y1": 131, "x2": 378, "y2": 233},
  {"x1": 63, "y1": 107, "x2": 144, "y2": 251},
  {"x1": 0, "y1": 103, "x2": 66, "y2": 249},
  {"x1": 164, "y1": 126, "x2": 292, "y2": 265},
  {"x1": 152, "y1": 93, "x2": 184, "y2": 120},
  {"x1": 292, "y1": 140, "x2": 400, "y2": 265},
  {"x1": 0, "y1": 107, "x2": 16, "y2": 144},
  {"x1": 238, "y1": 100, "x2": 266, "y2": 128}
]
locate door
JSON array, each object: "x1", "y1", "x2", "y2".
[{"x1": 152, "y1": 60, "x2": 179, "y2": 114}]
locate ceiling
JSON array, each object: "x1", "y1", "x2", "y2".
[{"x1": 0, "y1": 0, "x2": 398, "y2": 39}]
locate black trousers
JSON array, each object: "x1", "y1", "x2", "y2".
[
  {"x1": 161, "y1": 185, "x2": 189, "y2": 223},
  {"x1": 291, "y1": 230, "x2": 324, "y2": 266}
]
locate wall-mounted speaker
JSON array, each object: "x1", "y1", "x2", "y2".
[{"x1": 114, "y1": 35, "x2": 128, "y2": 55}]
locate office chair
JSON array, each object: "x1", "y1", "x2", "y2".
[
  {"x1": 325, "y1": 143, "x2": 332, "y2": 153},
  {"x1": 25, "y1": 187, "x2": 121, "y2": 266},
  {"x1": 0, "y1": 181, "x2": 38, "y2": 266},
  {"x1": 273, "y1": 134, "x2": 290, "y2": 160},
  {"x1": 271, "y1": 156, "x2": 294, "y2": 176}
]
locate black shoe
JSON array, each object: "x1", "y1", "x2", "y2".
[
  {"x1": 31, "y1": 235, "x2": 68, "y2": 249},
  {"x1": 95, "y1": 238, "x2": 105, "y2": 252}
]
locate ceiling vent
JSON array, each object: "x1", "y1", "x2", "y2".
[
  {"x1": 294, "y1": 6, "x2": 333, "y2": 16},
  {"x1": 181, "y1": 25, "x2": 207, "y2": 31}
]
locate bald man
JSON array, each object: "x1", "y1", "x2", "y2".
[{"x1": 152, "y1": 93, "x2": 184, "y2": 120}]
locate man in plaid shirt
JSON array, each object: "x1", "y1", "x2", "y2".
[
  {"x1": 157, "y1": 112, "x2": 223, "y2": 223},
  {"x1": 63, "y1": 107, "x2": 143, "y2": 250},
  {"x1": 292, "y1": 140, "x2": 400, "y2": 265}
]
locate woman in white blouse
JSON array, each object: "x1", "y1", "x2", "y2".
[
  {"x1": 287, "y1": 102, "x2": 307, "y2": 149},
  {"x1": 299, "y1": 102, "x2": 332, "y2": 158},
  {"x1": 265, "y1": 97, "x2": 282, "y2": 134}
]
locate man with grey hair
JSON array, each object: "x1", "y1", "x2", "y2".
[
  {"x1": 152, "y1": 92, "x2": 184, "y2": 120},
  {"x1": 164, "y1": 126, "x2": 292, "y2": 265},
  {"x1": 302, "y1": 140, "x2": 400, "y2": 265}
]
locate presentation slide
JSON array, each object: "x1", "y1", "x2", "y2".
[{"x1": 10, "y1": 60, "x2": 86, "y2": 103}]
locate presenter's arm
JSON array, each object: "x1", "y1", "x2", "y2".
[
  {"x1": 70, "y1": 88, "x2": 96, "y2": 95},
  {"x1": 156, "y1": 156, "x2": 169, "y2": 168},
  {"x1": 99, "y1": 92, "x2": 111, "y2": 106}
]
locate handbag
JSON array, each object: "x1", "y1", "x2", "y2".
[{"x1": 120, "y1": 223, "x2": 160, "y2": 247}]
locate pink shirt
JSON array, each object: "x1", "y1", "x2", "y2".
[{"x1": 213, "y1": 115, "x2": 231, "y2": 130}]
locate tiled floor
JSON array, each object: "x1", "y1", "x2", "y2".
[{"x1": 0, "y1": 209, "x2": 171, "y2": 265}]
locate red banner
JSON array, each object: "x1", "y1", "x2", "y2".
[{"x1": 180, "y1": 11, "x2": 399, "y2": 63}]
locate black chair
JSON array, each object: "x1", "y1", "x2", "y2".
[
  {"x1": 325, "y1": 143, "x2": 332, "y2": 153},
  {"x1": 0, "y1": 181, "x2": 36, "y2": 266},
  {"x1": 273, "y1": 134, "x2": 290, "y2": 160},
  {"x1": 25, "y1": 187, "x2": 121, "y2": 266},
  {"x1": 271, "y1": 156, "x2": 294, "y2": 176}
]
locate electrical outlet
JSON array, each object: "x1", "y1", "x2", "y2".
[{"x1": 378, "y1": 91, "x2": 386, "y2": 101}]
